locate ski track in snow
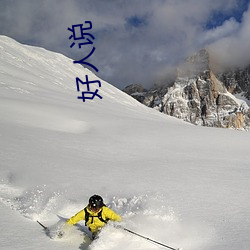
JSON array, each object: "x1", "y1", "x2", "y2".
[{"x1": 0, "y1": 99, "x2": 91, "y2": 134}]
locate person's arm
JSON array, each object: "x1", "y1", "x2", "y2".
[
  {"x1": 103, "y1": 207, "x2": 122, "y2": 222},
  {"x1": 67, "y1": 209, "x2": 85, "y2": 225}
]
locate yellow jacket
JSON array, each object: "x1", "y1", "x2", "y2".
[{"x1": 67, "y1": 206, "x2": 121, "y2": 233}]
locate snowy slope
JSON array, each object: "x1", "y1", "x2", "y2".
[{"x1": 0, "y1": 36, "x2": 250, "y2": 250}]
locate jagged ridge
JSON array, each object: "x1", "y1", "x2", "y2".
[{"x1": 123, "y1": 49, "x2": 250, "y2": 130}]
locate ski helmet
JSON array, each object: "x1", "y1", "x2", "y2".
[{"x1": 89, "y1": 195, "x2": 104, "y2": 210}]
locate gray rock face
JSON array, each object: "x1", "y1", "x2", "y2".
[
  {"x1": 123, "y1": 49, "x2": 250, "y2": 130},
  {"x1": 123, "y1": 84, "x2": 147, "y2": 103},
  {"x1": 218, "y1": 66, "x2": 250, "y2": 100}
]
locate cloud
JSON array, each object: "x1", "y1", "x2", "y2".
[
  {"x1": 209, "y1": 3, "x2": 250, "y2": 69},
  {"x1": 200, "y1": 18, "x2": 240, "y2": 45},
  {"x1": 0, "y1": 0, "x2": 249, "y2": 89}
]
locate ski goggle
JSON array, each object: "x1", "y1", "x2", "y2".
[{"x1": 90, "y1": 204, "x2": 101, "y2": 211}]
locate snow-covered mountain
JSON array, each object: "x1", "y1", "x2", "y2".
[
  {"x1": 1, "y1": 36, "x2": 250, "y2": 250},
  {"x1": 124, "y1": 49, "x2": 250, "y2": 130}
]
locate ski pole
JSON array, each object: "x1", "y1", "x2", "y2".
[
  {"x1": 122, "y1": 227, "x2": 180, "y2": 250},
  {"x1": 37, "y1": 220, "x2": 48, "y2": 231}
]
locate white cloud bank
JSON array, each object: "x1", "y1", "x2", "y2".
[{"x1": 0, "y1": 0, "x2": 249, "y2": 88}]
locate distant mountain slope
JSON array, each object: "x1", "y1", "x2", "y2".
[{"x1": 0, "y1": 35, "x2": 146, "y2": 109}]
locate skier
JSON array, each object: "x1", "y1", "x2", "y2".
[{"x1": 66, "y1": 194, "x2": 121, "y2": 239}]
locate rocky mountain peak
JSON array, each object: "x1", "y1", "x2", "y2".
[
  {"x1": 123, "y1": 49, "x2": 250, "y2": 130},
  {"x1": 177, "y1": 49, "x2": 210, "y2": 78}
]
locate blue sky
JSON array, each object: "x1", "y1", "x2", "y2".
[
  {"x1": 0, "y1": 0, "x2": 249, "y2": 89},
  {"x1": 206, "y1": 0, "x2": 249, "y2": 28}
]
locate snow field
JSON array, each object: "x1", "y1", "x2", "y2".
[{"x1": 1, "y1": 36, "x2": 250, "y2": 250}]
